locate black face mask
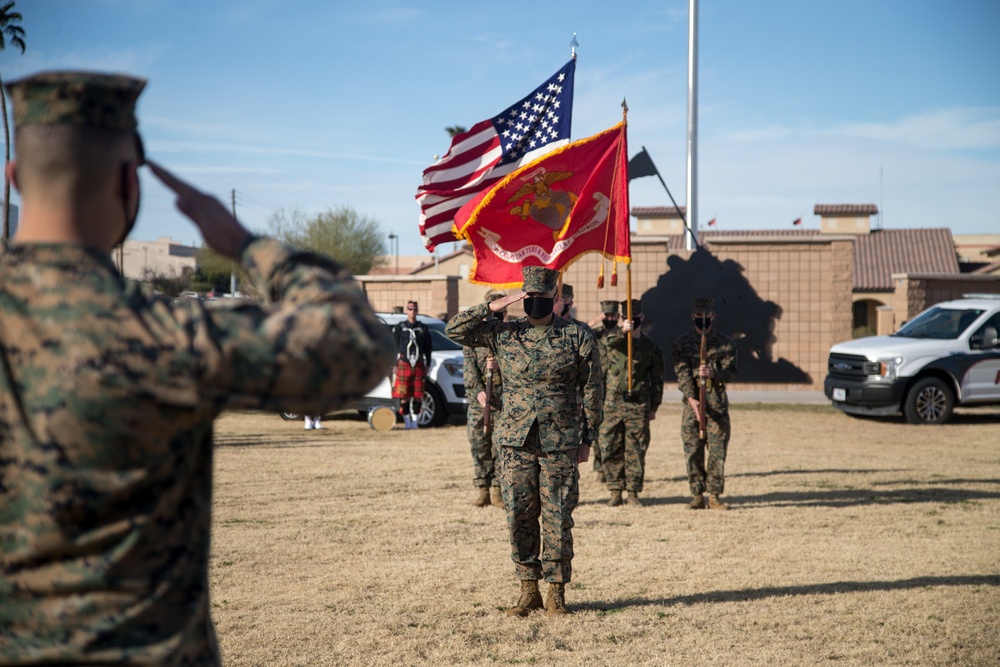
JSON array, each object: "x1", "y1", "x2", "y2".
[
  {"x1": 523, "y1": 296, "x2": 554, "y2": 319},
  {"x1": 695, "y1": 316, "x2": 712, "y2": 331},
  {"x1": 603, "y1": 318, "x2": 618, "y2": 329},
  {"x1": 631, "y1": 318, "x2": 642, "y2": 329},
  {"x1": 492, "y1": 310, "x2": 505, "y2": 321},
  {"x1": 560, "y1": 303, "x2": 571, "y2": 317}
]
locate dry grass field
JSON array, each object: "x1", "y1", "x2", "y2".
[{"x1": 209, "y1": 403, "x2": 1000, "y2": 667}]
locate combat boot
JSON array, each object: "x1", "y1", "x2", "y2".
[
  {"x1": 708, "y1": 494, "x2": 729, "y2": 511},
  {"x1": 545, "y1": 582, "x2": 567, "y2": 616},
  {"x1": 490, "y1": 486, "x2": 504, "y2": 509},
  {"x1": 505, "y1": 580, "x2": 543, "y2": 617},
  {"x1": 688, "y1": 493, "x2": 705, "y2": 510},
  {"x1": 472, "y1": 487, "x2": 491, "y2": 507},
  {"x1": 608, "y1": 489, "x2": 623, "y2": 507},
  {"x1": 626, "y1": 490, "x2": 644, "y2": 507}
]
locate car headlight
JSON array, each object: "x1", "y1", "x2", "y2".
[
  {"x1": 867, "y1": 356, "x2": 902, "y2": 381},
  {"x1": 442, "y1": 359, "x2": 464, "y2": 377}
]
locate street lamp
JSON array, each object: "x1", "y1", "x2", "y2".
[{"x1": 388, "y1": 233, "x2": 399, "y2": 275}]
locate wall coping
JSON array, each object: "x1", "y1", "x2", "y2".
[
  {"x1": 356, "y1": 274, "x2": 458, "y2": 283},
  {"x1": 706, "y1": 235, "x2": 857, "y2": 245}
]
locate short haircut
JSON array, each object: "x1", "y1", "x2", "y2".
[{"x1": 14, "y1": 124, "x2": 136, "y2": 202}]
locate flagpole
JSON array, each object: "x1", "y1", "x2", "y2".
[
  {"x1": 685, "y1": 0, "x2": 699, "y2": 251},
  {"x1": 622, "y1": 98, "x2": 634, "y2": 393}
]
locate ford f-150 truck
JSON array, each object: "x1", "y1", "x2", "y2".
[{"x1": 824, "y1": 294, "x2": 1000, "y2": 424}]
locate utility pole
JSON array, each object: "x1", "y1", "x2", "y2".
[{"x1": 229, "y1": 190, "x2": 238, "y2": 296}]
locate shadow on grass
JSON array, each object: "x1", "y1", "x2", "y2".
[
  {"x1": 727, "y1": 484, "x2": 1000, "y2": 507},
  {"x1": 573, "y1": 574, "x2": 1000, "y2": 612}
]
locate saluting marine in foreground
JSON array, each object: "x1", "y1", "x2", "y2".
[
  {"x1": 447, "y1": 266, "x2": 602, "y2": 616},
  {"x1": 0, "y1": 71, "x2": 394, "y2": 665}
]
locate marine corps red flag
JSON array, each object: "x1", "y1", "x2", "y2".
[{"x1": 454, "y1": 121, "x2": 630, "y2": 287}]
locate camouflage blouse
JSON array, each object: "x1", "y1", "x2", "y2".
[
  {"x1": 447, "y1": 303, "x2": 603, "y2": 452},
  {"x1": 0, "y1": 238, "x2": 394, "y2": 665}
]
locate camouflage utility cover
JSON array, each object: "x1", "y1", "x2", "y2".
[
  {"x1": 446, "y1": 302, "x2": 603, "y2": 451},
  {"x1": 6, "y1": 71, "x2": 146, "y2": 130},
  {"x1": 0, "y1": 237, "x2": 394, "y2": 665}
]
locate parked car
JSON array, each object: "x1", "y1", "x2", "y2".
[
  {"x1": 824, "y1": 294, "x2": 1000, "y2": 424},
  {"x1": 279, "y1": 313, "x2": 467, "y2": 427}
]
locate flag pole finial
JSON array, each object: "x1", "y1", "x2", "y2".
[
  {"x1": 570, "y1": 33, "x2": 579, "y2": 59},
  {"x1": 621, "y1": 98, "x2": 628, "y2": 119}
]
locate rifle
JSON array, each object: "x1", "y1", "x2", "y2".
[
  {"x1": 698, "y1": 329, "x2": 707, "y2": 440},
  {"x1": 483, "y1": 357, "x2": 494, "y2": 435}
]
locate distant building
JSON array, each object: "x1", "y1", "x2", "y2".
[{"x1": 118, "y1": 237, "x2": 198, "y2": 281}]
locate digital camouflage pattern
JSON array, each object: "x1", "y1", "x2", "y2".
[
  {"x1": 672, "y1": 328, "x2": 738, "y2": 495},
  {"x1": 0, "y1": 237, "x2": 395, "y2": 666},
  {"x1": 6, "y1": 71, "x2": 146, "y2": 130},
  {"x1": 502, "y1": 425, "x2": 579, "y2": 583},
  {"x1": 447, "y1": 302, "x2": 602, "y2": 582},
  {"x1": 599, "y1": 328, "x2": 665, "y2": 492},
  {"x1": 447, "y1": 302, "x2": 602, "y2": 452},
  {"x1": 464, "y1": 345, "x2": 502, "y2": 489}
]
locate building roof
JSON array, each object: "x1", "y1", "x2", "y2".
[
  {"x1": 410, "y1": 245, "x2": 473, "y2": 274},
  {"x1": 814, "y1": 203, "x2": 879, "y2": 216},
  {"x1": 690, "y1": 227, "x2": 957, "y2": 291},
  {"x1": 851, "y1": 228, "x2": 957, "y2": 291},
  {"x1": 631, "y1": 206, "x2": 686, "y2": 218}
]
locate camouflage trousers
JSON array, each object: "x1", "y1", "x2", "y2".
[
  {"x1": 467, "y1": 403, "x2": 501, "y2": 488},
  {"x1": 681, "y1": 403, "x2": 730, "y2": 495},
  {"x1": 501, "y1": 424, "x2": 579, "y2": 583},
  {"x1": 599, "y1": 402, "x2": 651, "y2": 492},
  {"x1": 591, "y1": 436, "x2": 603, "y2": 473}
]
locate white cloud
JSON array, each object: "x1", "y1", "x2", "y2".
[{"x1": 835, "y1": 107, "x2": 1000, "y2": 151}]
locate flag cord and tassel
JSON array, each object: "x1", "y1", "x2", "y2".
[{"x1": 597, "y1": 262, "x2": 605, "y2": 289}]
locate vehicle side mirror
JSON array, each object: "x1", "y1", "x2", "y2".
[{"x1": 970, "y1": 326, "x2": 999, "y2": 350}]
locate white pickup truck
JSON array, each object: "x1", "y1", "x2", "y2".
[{"x1": 824, "y1": 294, "x2": 1000, "y2": 424}]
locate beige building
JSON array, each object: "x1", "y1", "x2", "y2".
[
  {"x1": 355, "y1": 204, "x2": 1000, "y2": 390},
  {"x1": 118, "y1": 237, "x2": 198, "y2": 281}
]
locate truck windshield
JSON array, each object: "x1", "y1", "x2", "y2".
[{"x1": 893, "y1": 307, "x2": 984, "y2": 339}]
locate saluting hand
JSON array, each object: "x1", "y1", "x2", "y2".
[
  {"x1": 147, "y1": 160, "x2": 252, "y2": 260},
  {"x1": 489, "y1": 292, "x2": 526, "y2": 313}
]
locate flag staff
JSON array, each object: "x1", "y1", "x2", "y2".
[{"x1": 622, "y1": 98, "x2": 634, "y2": 394}]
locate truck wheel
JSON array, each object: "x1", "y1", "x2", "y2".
[
  {"x1": 279, "y1": 412, "x2": 301, "y2": 421},
  {"x1": 418, "y1": 384, "x2": 448, "y2": 428},
  {"x1": 903, "y1": 378, "x2": 954, "y2": 425}
]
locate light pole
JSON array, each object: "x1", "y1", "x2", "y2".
[
  {"x1": 141, "y1": 245, "x2": 148, "y2": 275},
  {"x1": 388, "y1": 233, "x2": 399, "y2": 275}
]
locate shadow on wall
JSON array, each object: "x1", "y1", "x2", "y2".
[{"x1": 642, "y1": 247, "x2": 812, "y2": 384}]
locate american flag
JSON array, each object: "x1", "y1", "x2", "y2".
[{"x1": 415, "y1": 59, "x2": 575, "y2": 252}]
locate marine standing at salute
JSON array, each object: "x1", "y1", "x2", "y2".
[
  {"x1": 599, "y1": 300, "x2": 665, "y2": 507},
  {"x1": 0, "y1": 71, "x2": 395, "y2": 665},
  {"x1": 672, "y1": 297, "x2": 738, "y2": 510},
  {"x1": 392, "y1": 300, "x2": 433, "y2": 428},
  {"x1": 447, "y1": 266, "x2": 603, "y2": 616},
  {"x1": 464, "y1": 292, "x2": 508, "y2": 508},
  {"x1": 588, "y1": 299, "x2": 621, "y2": 482},
  {"x1": 559, "y1": 283, "x2": 594, "y2": 336}
]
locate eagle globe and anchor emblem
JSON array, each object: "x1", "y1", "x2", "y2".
[{"x1": 507, "y1": 167, "x2": 578, "y2": 238}]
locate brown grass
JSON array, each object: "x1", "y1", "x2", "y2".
[{"x1": 209, "y1": 404, "x2": 1000, "y2": 667}]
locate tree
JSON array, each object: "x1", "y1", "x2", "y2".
[
  {"x1": 445, "y1": 125, "x2": 466, "y2": 138},
  {"x1": 0, "y1": 1, "x2": 25, "y2": 245},
  {"x1": 268, "y1": 206, "x2": 387, "y2": 276}
]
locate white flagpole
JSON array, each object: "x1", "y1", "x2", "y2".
[{"x1": 686, "y1": 0, "x2": 699, "y2": 251}]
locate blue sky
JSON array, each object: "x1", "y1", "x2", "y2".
[{"x1": 4, "y1": 0, "x2": 999, "y2": 256}]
